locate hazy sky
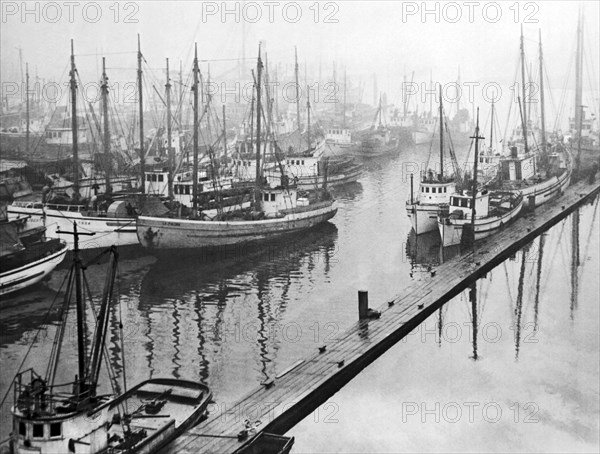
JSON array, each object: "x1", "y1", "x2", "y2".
[{"x1": 2, "y1": 1, "x2": 599, "y2": 130}]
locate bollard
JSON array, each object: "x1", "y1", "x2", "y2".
[{"x1": 358, "y1": 290, "x2": 369, "y2": 320}]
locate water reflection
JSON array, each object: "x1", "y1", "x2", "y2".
[
  {"x1": 292, "y1": 199, "x2": 600, "y2": 453},
  {"x1": 121, "y1": 223, "x2": 339, "y2": 397}
]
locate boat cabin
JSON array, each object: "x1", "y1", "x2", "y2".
[
  {"x1": 500, "y1": 147, "x2": 536, "y2": 181},
  {"x1": 145, "y1": 170, "x2": 169, "y2": 196},
  {"x1": 260, "y1": 188, "x2": 299, "y2": 216},
  {"x1": 325, "y1": 128, "x2": 351, "y2": 145},
  {"x1": 45, "y1": 126, "x2": 89, "y2": 145},
  {"x1": 416, "y1": 170, "x2": 456, "y2": 204},
  {"x1": 448, "y1": 190, "x2": 489, "y2": 219},
  {"x1": 144, "y1": 169, "x2": 234, "y2": 206},
  {"x1": 285, "y1": 155, "x2": 320, "y2": 178}
]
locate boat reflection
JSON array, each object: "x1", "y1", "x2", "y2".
[{"x1": 119, "y1": 223, "x2": 340, "y2": 397}]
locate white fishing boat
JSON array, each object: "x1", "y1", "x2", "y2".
[
  {"x1": 437, "y1": 189, "x2": 523, "y2": 247},
  {"x1": 494, "y1": 28, "x2": 572, "y2": 209},
  {"x1": 9, "y1": 223, "x2": 212, "y2": 454},
  {"x1": 437, "y1": 108, "x2": 524, "y2": 247},
  {"x1": 0, "y1": 218, "x2": 67, "y2": 296},
  {"x1": 406, "y1": 89, "x2": 461, "y2": 234}
]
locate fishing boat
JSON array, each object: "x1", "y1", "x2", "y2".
[
  {"x1": 406, "y1": 88, "x2": 461, "y2": 234},
  {"x1": 7, "y1": 40, "x2": 166, "y2": 250},
  {"x1": 493, "y1": 29, "x2": 571, "y2": 209},
  {"x1": 360, "y1": 96, "x2": 398, "y2": 157},
  {"x1": 411, "y1": 113, "x2": 436, "y2": 145},
  {"x1": 8, "y1": 223, "x2": 212, "y2": 453},
  {"x1": 0, "y1": 214, "x2": 67, "y2": 296},
  {"x1": 137, "y1": 45, "x2": 337, "y2": 250},
  {"x1": 438, "y1": 109, "x2": 524, "y2": 247},
  {"x1": 280, "y1": 93, "x2": 362, "y2": 190}
]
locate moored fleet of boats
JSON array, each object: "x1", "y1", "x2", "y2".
[{"x1": 0, "y1": 16, "x2": 597, "y2": 454}]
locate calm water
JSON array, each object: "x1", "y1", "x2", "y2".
[{"x1": 1, "y1": 145, "x2": 598, "y2": 453}]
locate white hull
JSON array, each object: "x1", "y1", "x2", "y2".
[
  {"x1": 518, "y1": 167, "x2": 571, "y2": 209},
  {"x1": 11, "y1": 378, "x2": 211, "y2": 454},
  {"x1": 406, "y1": 203, "x2": 441, "y2": 234},
  {"x1": 294, "y1": 169, "x2": 362, "y2": 190},
  {"x1": 8, "y1": 204, "x2": 138, "y2": 250},
  {"x1": 137, "y1": 202, "x2": 338, "y2": 249},
  {"x1": 412, "y1": 130, "x2": 431, "y2": 145},
  {"x1": 438, "y1": 198, "x2": 524, "y2": 247},
  {"x1": 0, "y1": 243, "x2": 68, "y2": 296}
]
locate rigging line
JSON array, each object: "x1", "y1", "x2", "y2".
[
  {"x1": 583, "y1": 46, "x2": 599, "y2": 119},
  {"x1": 0, "y1": 267, "x2": 71, "y2": 409},
  {"x1": 45, "y1": 265, "x2": 74, "y2": 385}
]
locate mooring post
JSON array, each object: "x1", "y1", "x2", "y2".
[{"x1": 358, "y1": 290, "x2": 369, "y2": 319}]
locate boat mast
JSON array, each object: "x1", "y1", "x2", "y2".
[
  {"x1": 222, "y1": 104, "x2": 227, "y2": 168},
  {"x1": 137, "y1": 34, "x2": 145, "y2": 193},
  {"x1": 470, "y1": 108, "x2": 482, "y2": 244},
  {"x1": 574, "y1": 8, "x2": 583, "y2": 139},
  {"x1": 538, "y1": 30, "x2": 546, "y2": 155},
  {"x1": 192, "y1": 43, "x2": 199, "y2": 215},
  {"x1": 70, "y1": 39, "x2": 80, "y2": 194},
  {"x1": 520, "y1": 26, "x2": 528, "y2": 154},
  {"x1": 25, "y1": 63, "x2": 30, "y2": 154},
  {"x1": 255, "y1": 44, "x2": 263, "y2": 210},
  {"x1": 294, "y1": 46, "x2": 301, "y2": 132},
  {"x1": 439, "y1": 85, "x2": 444, "y2": 179},
  {"x1": 101, "y1": 57, "x2": 111, "y2": 195},
  {"x1": 489, "y1": 98, "x2": 494, "y2": 149},
  {"x1": 249, "y1": 86, "x2": 255, "y2": 156},
  {"x1": 378, "y1": 94, "x2": 383, "y2": 127},
  {"x1": 166, "y1": 58, "x2": 174, "y2": 199},
  {"x1": 342, "y1": 69, "x2": 347, "y2": 128},
  {"x1": 306, "y1": 85, "x2": 312, "y2": 151}
]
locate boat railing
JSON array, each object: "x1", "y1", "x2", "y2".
[{"x1": 13, "y1": 368, "x2": 88, "y2": 416}]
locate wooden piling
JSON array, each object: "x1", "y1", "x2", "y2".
[{"x1": 358, "y1": 290, "x2": 369, "y2": 319}]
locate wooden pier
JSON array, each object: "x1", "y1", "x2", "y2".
[{"x1": 161, "y1": 179, "x2": 600, "y2": 454}]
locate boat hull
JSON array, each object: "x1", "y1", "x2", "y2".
[
  {"x1": 406, "y1": 203, "x2": 442, "y2": 234},
  {"x1": 0, "y1": 241, "x2": 68, "y2": 296},
  {"x1": 294, "y1": 168, "x2": 362, "y2": 190},
  {"x1": 10, "y1": 378, "x2": 211, "y2": 454},
  {"x1": 518, "y1": 167, "x2": 571, "y2": 209},
  {"x1": 7, "y1": 204, "x2": 138, "y2": 250},
  {"x1": 137, "y1": 202, "x2": 338, "y2": 249},
  {"x1": 412, "y1": 130, "x2": 431, "y2": 145},
  {"x1": 438, "y1": 198, "x2": 524, "y2": 247}
]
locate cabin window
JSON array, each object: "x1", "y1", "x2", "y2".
[
  {"x1": 158, "y1": 174, "x2": 164, "y2": 182},
  {"x1": 19, "y1": 422, "x2": 26, "y2": 436},
  {"x1": 432, "y1": 187, "x2": 436, "y2": 193},
  {"x1": 264, "y1": 193, "x2": 269, "y2": 202},
  {"x1": 461, "y1": 199, "x2": 468, "y2": 208},
  {"x1": 425, "y1": 187, "x2": 429, "y2": 193},
  {"x1": 271, "y1": 193, "x2": 276, "y2": 202},
  {"x1": 444, "y1": 187, "x2": 447, "y2": 193},
  {"x1": 50, "y1": 423, "x2": 61, "y2": 438},
  {"x1": 185, "y1": 186, "x2": 190, "y2": 195},
  {"x1": 146, "y1": 175, "x2": 151, "y2": 181},
  {"x1": 33, "y1": 424, "x2": 44, "y2": 438},
  {"x1": 301, "y1": 160, "x2": 305, "y2": 165}
]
